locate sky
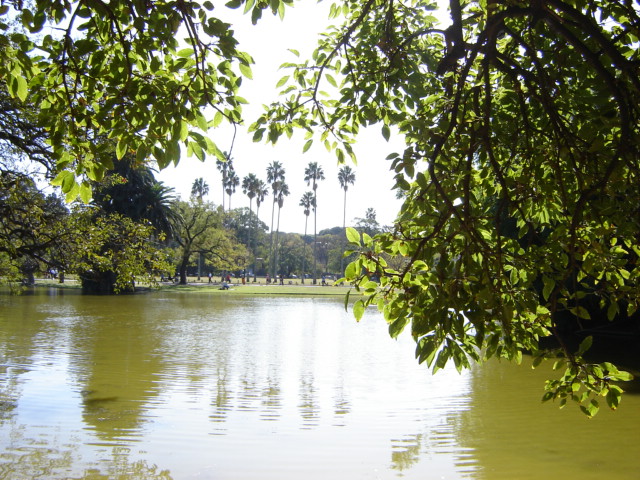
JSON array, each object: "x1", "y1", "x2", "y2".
[{"x1": 155, "y1": 2, "x2": 421, "y2": 234}]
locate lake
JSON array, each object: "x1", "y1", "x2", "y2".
[{"x1": 0, "y1": 289, "x2": 638, "y2": 479}]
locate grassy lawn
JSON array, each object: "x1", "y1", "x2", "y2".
[
  {"x1": 32, "y1": 276, "x2": 353, "y2": 296},
  {"x1": 161, "y1": 280, "x2": 352, "y2": 296}
]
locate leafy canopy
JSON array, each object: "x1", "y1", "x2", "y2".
[
  {"x1": 0, "y1": 0, "x2": 293, "y2": 201},
  {"x1": 254, "y1": 0, "x2": 640, "y2": 416}
]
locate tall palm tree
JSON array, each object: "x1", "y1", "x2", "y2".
[
  {"x1": 337, "y1": 165, "x2": 356, "y2": 273},
  {"x1": 304, "y1": 161, "x2": 325, "y2": 284},
  {"x1": 273, "y1": 181, "x2": 289, "y2": 278},
  {"x1": 242, "y1": 173, "x2": 260, "y2": 280},
  {"x1": 190, "y1": 177, "x2": 209, "y2": 202},
  {"x1": 92, "y1": 154, "x2": 178, "y2": 239},
  {"x1": 266, "y1": 161, "x2": 285, "y2": 276},
  {"x1": 216, "y1": 153, "x2": 233, "y2": 210},
  {"x1": 253, "y1": 178, "x2": 269, "y2": 280},
  {"x1": 225, "y1": 169, "x2": 239, "y2": 210},
  {"x1": 299, "y1": 191, "x2": 315, "y2": 284},
  {"x1": 255, "y1": 179, "x2": 269, "y2": 221}
]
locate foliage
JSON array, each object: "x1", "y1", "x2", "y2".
[
  {"x1": 0, "y1": 171, "x2": 68, "y2": 286},
  {"x1": 353, "y1": 208, "x2": 385, "y2": 237},
  {"x1": 191, "y1": 177, "x2": 209, "y2": 201},
  {"x1": 224, "y1": 206, "x2": 269, "y2": 252},
  {"x1": 274, "y1": 232, "x2": 313, "y2": 277},
  {"x1": 170, "y1": 199, "x2": 247, "y2": 284},
  {"x1": 68, "y1": 208, "x2": 171, "y2": 294},
  {"x1": 1, "y1": 0, "x2": 288, "y2": 199},
  {"x1": 92, "y1": 154, "x2": 178, "y2": 238},
  {"x1": 254, "y1": 0, "x2": 640, "y2": 415}
]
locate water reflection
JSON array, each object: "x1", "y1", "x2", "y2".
[{"x1": 2, "y1": 290, "x2": 638, "y2": 479}]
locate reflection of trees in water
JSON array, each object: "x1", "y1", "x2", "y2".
[
  {"x1": 331, "y1": 384, "x2": 351, "y2": 426},
  {"x1": 96, "y1": 447, "x2": 173, "y2": 480},
  {"x1": 298, "y1": 374, "x2": 319, "y2": 428},
  {"x1": 0, "y1": 441, "x2": 76, "y2": 480},
  {"x1": 210, "y1": 367, "x2": 232, "y2": 424},
  {"x1": 260, "y1": 373, "x2": 282, "y2": 421},
  {"x1": 0, "y1": 436, "x2": 172, "y2": 480},
  {"x1": 68, "y1": 297, "x2": 167, "y2": 443},
  {"x1": 390, "y1": 433, "x2": 423, "y2": 472}
]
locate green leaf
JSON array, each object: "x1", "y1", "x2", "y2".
[
  {"x1": 116, "y1": 138, "x2": 127, "y2": 160},
  {"x1": 381, "y1": 124, "x2": 390, "y2": 141},
  {"x1": 79, "y1": 181, "x2": 92, "y2": 203},
  {"x1": 346, "y1": 227, "x2": 360, "y2": 245},
  {"x1": 239, "y1": 62, "x2": 253, "y2": 79},
  {"x1": 343, "y1": 289, "x2": 351, "y2": 311},
  {"x1": 11, "y1": 73, "x2": 28, "y2": 102},
  {"x1": 542, "y1": 276, "x2": 555, "y2": 301},
  {"x1": 51, "y1": 170, "x2": 76, "y2": 193},
  {"x1": 353, "y1": 299, "x2": 365, "y2": 321},
  {"x1": 577, "y1": 336, "x2": 592, "y2": 356},
  {"x1": 345, "y1": 261, "x2": 357, "y2": 279},
  {"x1": 276, "y1": 75, "x2": 290, "y2": 88}
]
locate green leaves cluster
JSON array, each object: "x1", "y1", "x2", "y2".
[
  {"x1": 1, "y1": 0, "x2": 267, "y2": 199},
  {"x1": 265, "y1": 1, "x2": 640, "y2": 415}
]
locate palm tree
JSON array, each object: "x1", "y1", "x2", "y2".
[
  {"x1": 299, "y1": 191, "x2": 315, "y2": 284},
  {"x1": 304, "y1": 161, "x2": 325, "y2": 284},
  {"x1": 92, "y1": 154, "x2": 178, "y2": 239},
  {"x1": 242, "y1": 173, "x2": 260, "y2": 280},
  {"x1": 273, "y1": 181, "x2": 289, "y2": 278},
  {"x1": 225, "y1": 169, "x2": 239, "y2": 210},
  {"x1": 216, "y1": 153, "x2": 233, "y2": 210},
  {"x1": 266, "y1": 161, "x2": 285, "y2": 276},
  {"x1": 190, "y1": 177, "x2": 209, "y2": 202},
  {"x1": 337, "y1": 165, "x2": 356, "y2": 273},
  {"x1": 253, "y1": 179, "x2": 269, "y2": 280},
  {"x1": 255, "y1": 179, "x2": 269, "y2": 221}
]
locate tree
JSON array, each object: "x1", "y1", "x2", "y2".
[
  {"x1": 191, "y1": 178, "x2": 209, "y2": 202},
  {"x1": 273, "y1": 181, "x2": 290, "y2": 276},
  {"x1": 254, "y1": 178, "x2": 270, "y2": 279},
  {"x1": 255, "y1": 179, "x2": 269, "y2": 223},
  {"x1": 242, "y1": 173, "x2": 261, "y2": 279},
  {"x1": 92, "y1": 155, "x2": 178, "y2": 239},
  {"x1": 304, "y1": 162, "x2": 325, "y2": 284},
  {"x1": 216, "y1": 156, "x2": 234, "y2": 211},
  {"x1": 171, "y1": 199, "x2": 246, "y2": 285},
  {"x1": 69, "y1": 209, "x2": 171, "y2": 294},
  {"x1": 299, "y1": 191, "x2": 315, "y2": 283},
  {"x1": 225, "y1": 168, "x2": 240, "y2": 211},
  {"x1": 338, "y1": 165, "x2": 356, "y2": 273},
  {"x1": 253, "y1": 0, "x2": 640, "y2": 414},
  {"x1": 0, "y1": 171, "x2": 68, "y2": 287},
  {"x1": 276, "y1": 233, "x2": 313, "y2": 278},
  {"x1": 266, "y1": 160, "x2": 286, "y2": 276},
  {"x1": 354, "y1": 208, "x2": 382, "y2": 238}
]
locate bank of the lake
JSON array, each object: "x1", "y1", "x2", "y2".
[{"x1": 30, "y1": 277, "x2": 354, "y2": 297}]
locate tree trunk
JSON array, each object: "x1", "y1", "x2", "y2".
[
  {"x1": 302, "y1": 215, "x2": 308, "y2": 284},
  {"x1": 274, "y1": 205, "x2": 282, "y2": 277},
  {"x1": 313, "y1": 197, "x2": 318, "y2": 285},
  {"x1": 269, "y1": 198, "x2": 276, "y2": 277},
  {"x1": 341, "y1": 188, "x2": 347, "y2": 274},
  {"x1": 179, "y1": 253, "x2": 190, "y2": 285}
]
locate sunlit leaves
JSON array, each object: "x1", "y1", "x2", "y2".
[
  {"x1": 252, "y1": 0, "x2": 640, "y2": 416},
  {"x1": 1, "y1": 0, "x2": 270, "y2": 201}
]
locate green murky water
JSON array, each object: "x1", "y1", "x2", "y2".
[{"x1": 0, "y1": 289, "x2": 638, "y2": 479}]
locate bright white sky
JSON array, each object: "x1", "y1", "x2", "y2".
[{"x1": 157, "y1": 1, "x2": 447, "y2": 234}]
